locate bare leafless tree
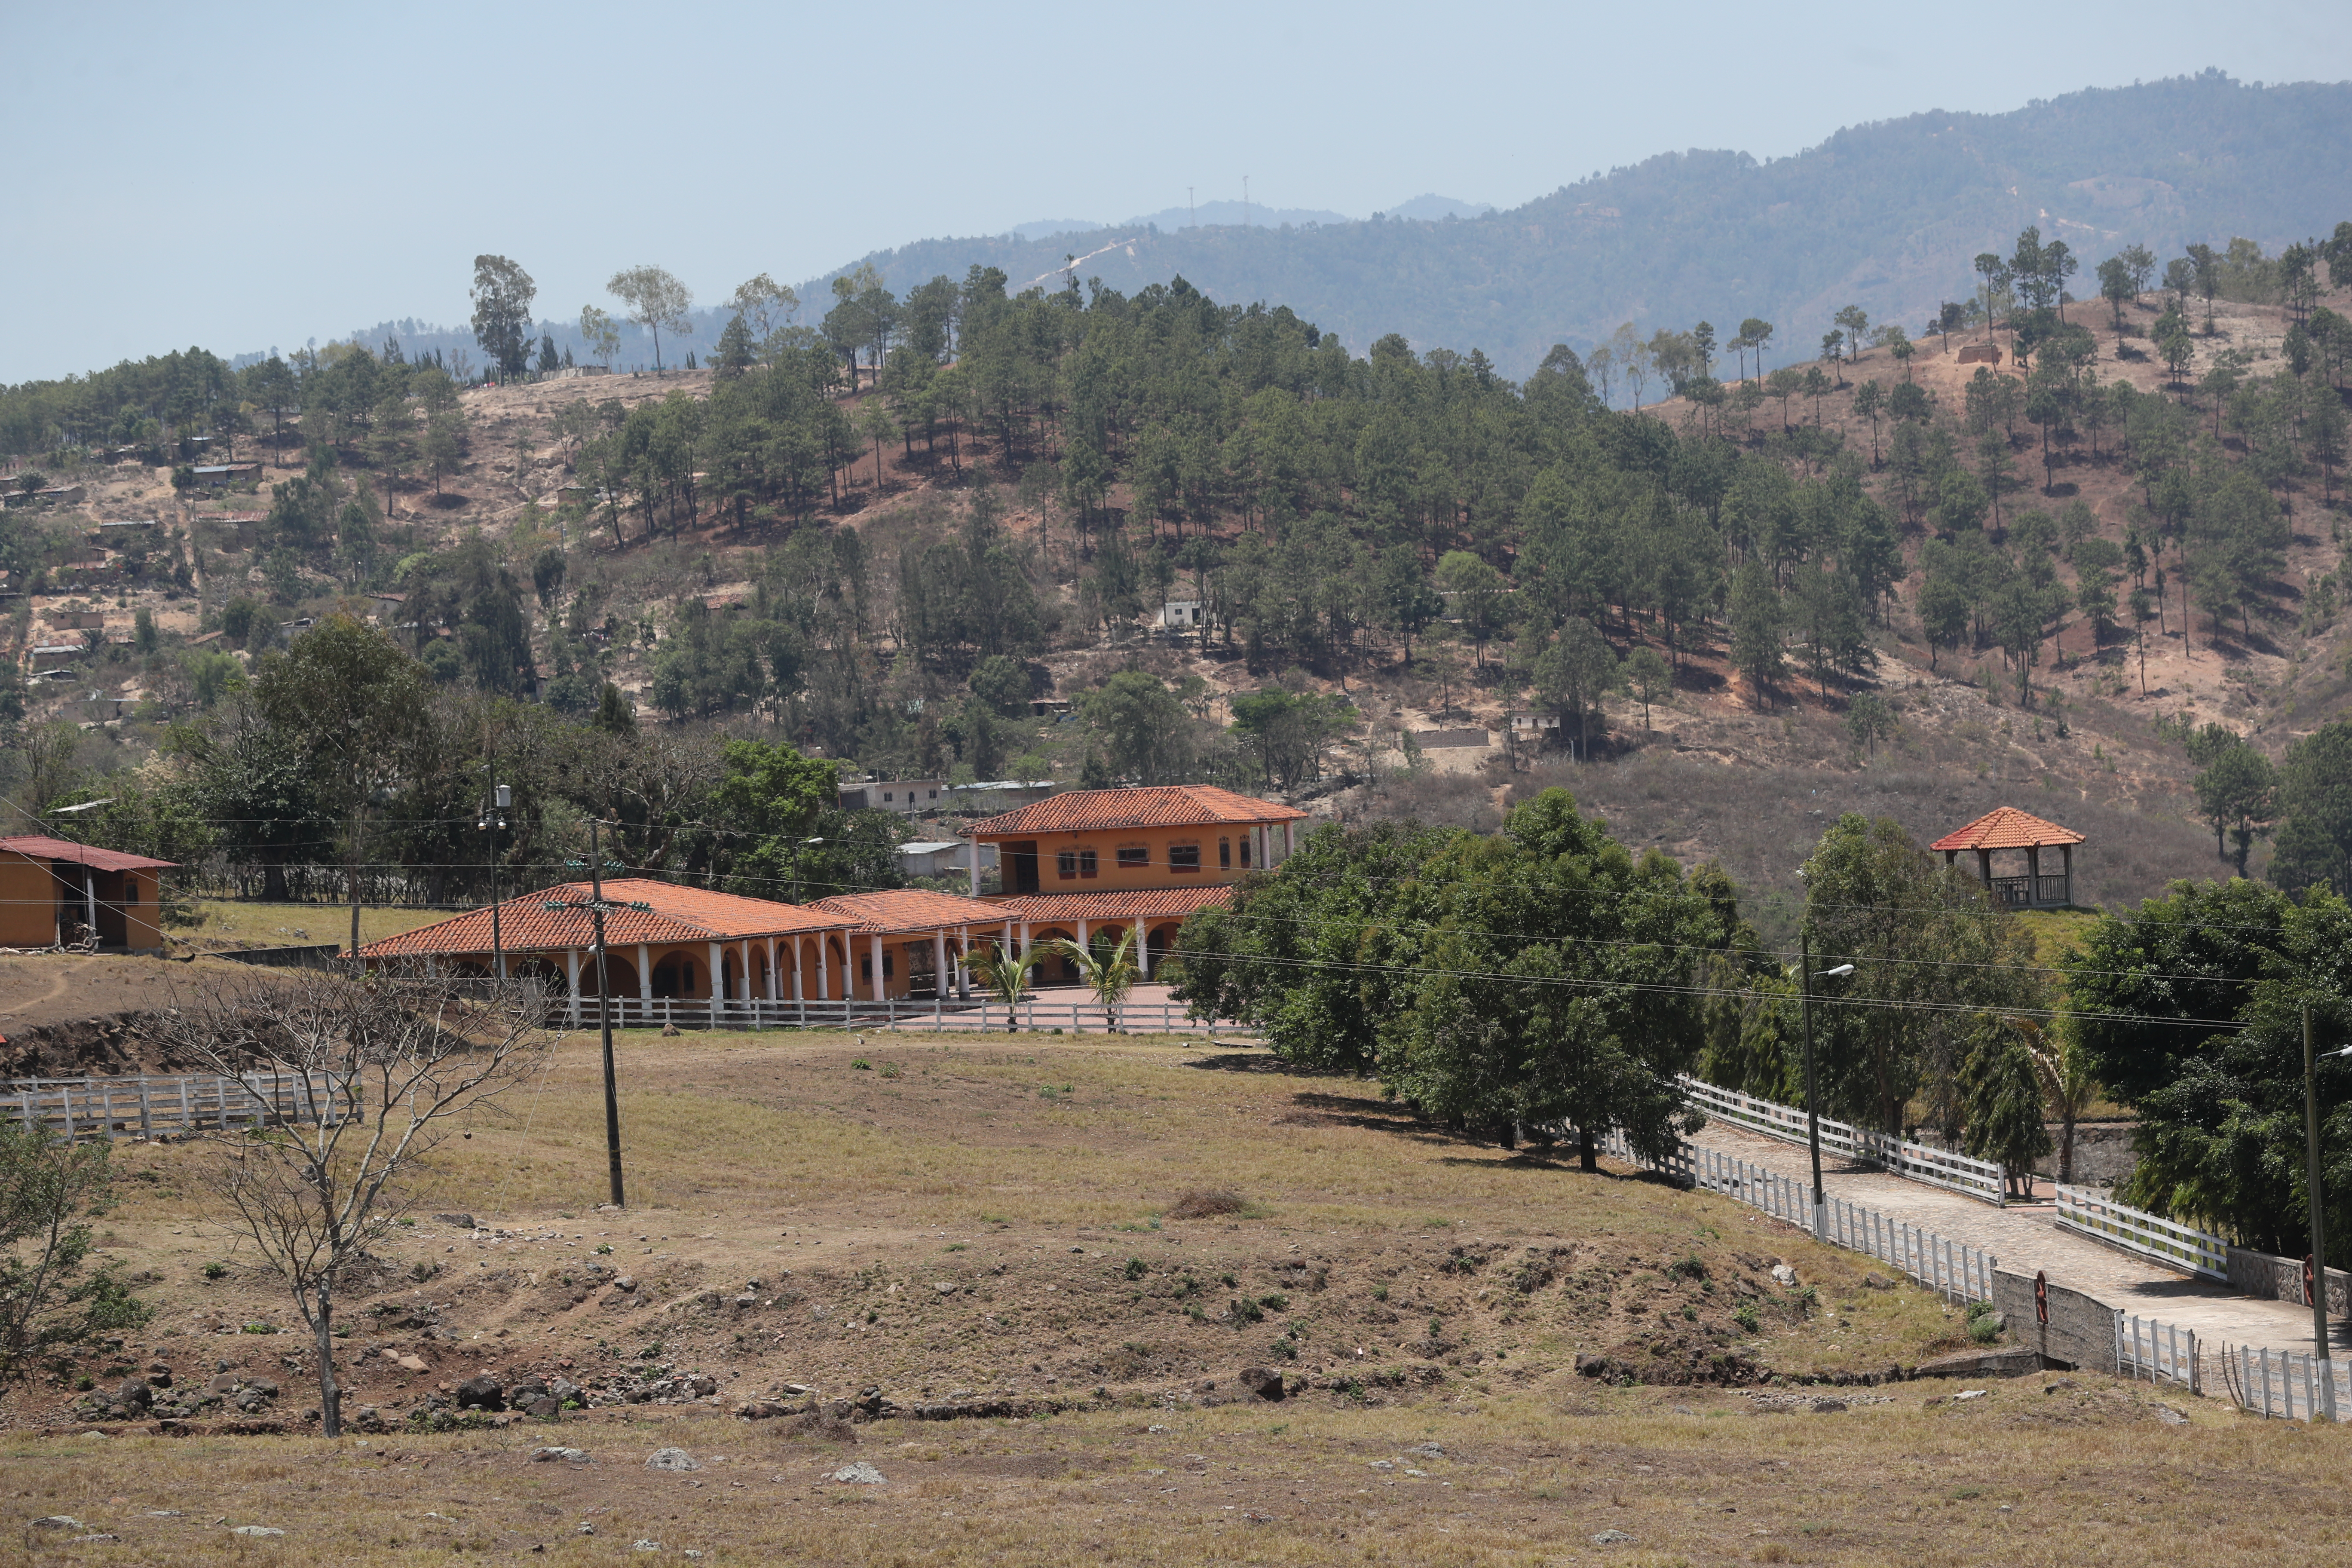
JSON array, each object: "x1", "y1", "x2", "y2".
[{"x1": 160, "y1": 965, "x2": 552, "y2": 1436}]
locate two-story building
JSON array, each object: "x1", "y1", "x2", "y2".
[{"x1": 961, "y1": 785, "x2": 1308, "y2": 981}]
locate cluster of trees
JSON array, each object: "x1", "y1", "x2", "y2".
[
  {"x1": 2066, "y1": 878, "x2": 2352, "y2": 1260},
  {"x1": 10, "y1": 615, "x2": 920, "y2": 916},
  {"x1": 1176, "y1": 800, "x2": 2065, "y2": 1183}
]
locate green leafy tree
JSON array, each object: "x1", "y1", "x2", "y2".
[
  {"x1": 2271, "y1": 721, "x2": 2352, "y2": 898},
  {"x1": 1080, "y1": 671, "x2": 1194, "y2": 784},
  {"x1": 1384, "y1": 790, "x2": 1733, "y2": 1165},
  {"x1": 1622, "y1": 645, "x2": 1671, "y2": 730},
  {"x1": 0, "y1": 1124, "x2": 150, "y2": 1384},
  {"x1": 2062, "y1": 879, "x2": 2352, "y2": 1256},
  {"x1": 607, "y1": 265, "x2": 694, "y2": 374},
  {"x1": 1961, "y1": 1016, "x2": 2054, "y2": 1197},
  {"x1": 704, "y1": 738, "x2": 837, "y2": 896},
  {"x1": 1726, "y1": 563, "x2": 1783, "y2": 707},
  {"x1": 2193, "y1": 738, "x2": 2278, "y2": 874},
  {"x1": 468, "y1": 255, "x2": 537, "y2": 380},
  {"x1": 1533, "y1": 618, "x2": 1618, "y2": 759},
  {"x1": 1434, "y1": 550, "x2": 1508, "y2": 667},
  {"x1": 1844, "y1": 691, "x2": 1895, "y2": 759},
  {"x1": 1801, "y1": 813, "x2": 2043, "y2": 1139}
]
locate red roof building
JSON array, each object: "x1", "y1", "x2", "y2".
[
  {"x1": 0, "y1": 835, "x2": 176, "y2": 952},
  {"x1": 803, "y1": 889, "x2": 1017, "y2": 1002},
  {"x1": 1930, "y1": 808, "x2": 2085, "y2": 908},
  {"x1": 961, "y1": 785, "x2": 1308, "y2": 981},
  {"x1": 356, "y1": 879, "x2": 862, "y2": 1019}
]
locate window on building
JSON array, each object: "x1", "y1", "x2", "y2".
[
  {"x1": 1239, "y1": 833, "x2": 1253, "y2": 868},
  {"x1": 1079, "y1": 848, "x2": 1099, "y2": 878},
  {"x1": 1116, "y1": 845, "x2": 1148, "y2": 869},
  {"x1": 1057, "y1": 849, "x2": 1078, "y2": 879},
  {"x1": 882, "y1": 792, "x2": 894, "y2": 802},
  {"x1": 1170, "y1": 843, "x2": 1201, "y2": 872},
  {"x1": 1219, "y1": 837, "x2": 1231, "y2": 869}
]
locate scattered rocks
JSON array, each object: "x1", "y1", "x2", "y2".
[
  {"x1": 647, "y1": 1447, "x2": 703, "y2": 1472},
  {"x1": 433, "y1": 1213, "x2": 479, "y2": 1230},
  {"x1": 1367, "y1": 1459, "x2": 1394, "y2": 1471},
  {"x1": 1592, "y1": 1528, "x2": 1635, "y2": 1545},
  {"x1": 533, "y1": 1446, "x2": 592, "y2": 1463},
  {"x1": 830, "y1": 1462, "x2": 886, "y2": 1485},
  {"x1": 1237, "y1": 1366, "x2": 1285, "y2": 1402},
  {"x1": 230, "y1": 1525, "x2": 286, "y2": 1537},
  {"x1": 1769, "y1": 1263, "x2": 1798, "y2": 1287},
  {"x1": 116, "y1": 1378, "x2": 153, "y2": 1413},
  {"x1": 1810, "y1": 1398, "x2": 1847, "y2": 1414},
  {"x1": 1405, "y1": 1442, "x2": 1446, "y2": 1459},
  {"x1": 456, "y1": 1375, "x2": 506, "y2": 1411},
  {"x1": 27, "y1": 1516, "x2": 87, "y2": 1534},
  {"x1": 634, "y1": 1539, "x2": 664, "y2": 1552},
  {"x1": 1955, "y1": 1389, "x2": 1988, "y2": 1401},
  {"x1": 2153, "y1": 1404, "x2": 2190, "y2": 1426}
]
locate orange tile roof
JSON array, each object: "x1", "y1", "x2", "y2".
[
  {"x1": 356, "y1": 879, "x2": 855, "y2": 959},
  {"x1": 1929, "y1": 807, "x2": 2086, "y2": 853},
  {"x1": 991, "y1": 886, "x2": 1235, "y2": 925},
  {"x1": 0, "y1": 834, "x2": 177, "y2": 873},
  {"x1": 806, "y1": 888, "x2": 1010, "y2": 935},
  {"x1": 964, "y1": 786, "x2": 1305, "y2": 839}
]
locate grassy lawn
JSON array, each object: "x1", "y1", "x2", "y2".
[
  {"x1": 173, "y1": 900, "x2": 459, "y2": 951},
  {"x1": 4, "y1": 1027, "x2": 2317, "y2": 1563}
]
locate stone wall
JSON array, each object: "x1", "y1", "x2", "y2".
[
  {"x1": 2032, "y1": 1122, "x2": 2139, "y2": 1186},
  {"x1": 1991, "y1": 1267, "x2": 2118, "y2": 1374},
  {"x1": 2226, "y1": 1246, "x2": 2352, "y2": 1318}
]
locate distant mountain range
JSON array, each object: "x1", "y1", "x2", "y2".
[
  {"x1": 253, "y1": 72, "x2": 2352, "y2": 387},
  {"x1": 795, "y1": 70, "x2": 2352, "y2": 378}
]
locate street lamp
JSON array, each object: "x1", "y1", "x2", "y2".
[
  {"x1": 477, "y1": 784, "x2": 510, "y2": 980},
  {"x1": 1799, "y1": 938, "x2": 1856, "y2": 1242},
  {"x1": 791, "y1": 837, "x2": 824, "y2": 903},
  {"x1": 2304, "y1": 1001, "x2": 2351, "y2": 1418}
]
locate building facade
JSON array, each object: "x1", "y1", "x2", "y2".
[{"x1": 961, "y1": 785, "x2": 1307, "y2": 980}]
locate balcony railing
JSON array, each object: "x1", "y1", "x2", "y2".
[{"x1": 1989, "y1": 875, "x2": 2070, "y2": 907}]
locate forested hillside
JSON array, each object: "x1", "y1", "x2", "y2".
[
  {"x1": 805, "y1": 72, "x2": 2352, "y2": 378},
  {"x1": 4, "y1": 187, "x2": 2352, "y2": 945}
]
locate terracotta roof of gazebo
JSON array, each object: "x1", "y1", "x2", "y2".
[{"x1": 1929, "y1": 807, "x2": 2086, "y2": 853}]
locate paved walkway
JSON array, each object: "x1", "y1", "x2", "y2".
[{"x1": 1686, "y1": 1119, "x2": 2344, "y2": 1361}]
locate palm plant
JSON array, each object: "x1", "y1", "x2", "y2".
[
  {"x1": 1050, "y1": 926, "x2": 1141, "y2": 1033},
  {"x1": 965, "y1": 941, "x2": 1033, "y2": 1034}
]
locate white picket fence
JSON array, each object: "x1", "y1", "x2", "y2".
[
  {"x1": 2053, "y1": 1184, "x2": 2230, "y2": 1280},
  {"x1": 1679, "y1": 1076, "x2": 2008, "y2": 1207},
  {"x1": 2223, "y1": 1342, "x2": 2352, "y2": 1422},
  {"x1": 4, "y1": 1072, "x2": 357, "y2": 1142},
  {"x1": 2118, "y1": 1314, "x2": 2202, "y2": 1393},
  {"x1": 1571, "y1": 1124, "x2": 1997, "y2": 1305},
  {"x1": 566, "y1": 993, "x2": 1243, "y2": 1038}
]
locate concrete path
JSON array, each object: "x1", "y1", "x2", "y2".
[{"x1": 1686, "y1": 1119, "x2": 2344, "y2": 1360}]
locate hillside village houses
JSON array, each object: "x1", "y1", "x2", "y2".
[{"x1": 353, "y1": 784, "x2": 1306, "y2": 1021}]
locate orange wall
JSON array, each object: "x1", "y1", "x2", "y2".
[
  {"x1": 993, "y1": 823, "x2": 1292, "y2": 891},
  {"x1": 0, "y1": 856, "x2": 53, "y2": 946}
]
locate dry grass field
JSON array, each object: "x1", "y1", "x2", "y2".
[{"x1": 1, "y1": 1027, "x2": 2341, "y2": 1564}]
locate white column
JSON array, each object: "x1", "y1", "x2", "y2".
[
  {"x1": 869, "y1": 933, "x2": 885, "y2": 1000},
  {"x1": 957, "y1": 926, "x2": 971, "y2": 998},
  {"x1": 933, "y1": 928, "x2": 948, "y2": 999},
  {"x1": 968, "y1": 840, "x2": 980, "y2": 897},
  {"x1": 790, "y1": 938, "x2": 805, "y2": 1001},
  {"x1": 1139, "y1": 927, "x2": 1153, "y2": 980},
  {"x1": 764, "y1": 938, "x2": 778, "y2": 1000},
  {"x1": 817, "y1": 938, "x2": 830, "y2": 1001},
  {"x1": 637, "y1": 944, "x2": 652, "y2": 1009},
  {"x1": 565, "y1": 948, "x2": 581, "y2": 1027},
  {"x1": 1019, "y1": 922, "x2": 1032, "y2": 966},
  {"x1": 1075, "y1": 919, "x2": 1088, "y2": 961},
  {"x1": 708, "y1": 940, "x2": 724, "y2": 1018}
]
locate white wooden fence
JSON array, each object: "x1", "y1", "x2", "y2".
[
  {"x1": 2223, "y1": 1342, "x2": 2351, "y2": 1422},
  {"x1": 4, "y1": 1072, "x2": 356, "y2": 1142},
  {"x1": 2052, "y1": 1184, "x2": 2230, "y2": 1280},
  {"x1": 2118, "y1": 1314, "x2": 2202, "y2": 1393},
  {"x1": 1568, "y1": 1123, "x2": 1997, "y2": 1305},
  {"x1": 565, "y1": 993, "x2": 1245, "y2": 1039},
  {"x1": 1678, "y1": 1076, "x2": 2009, "y2": 1207}
]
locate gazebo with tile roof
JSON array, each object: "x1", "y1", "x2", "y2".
[{"x1": 1930, "y1": 806, "x2": 2085, "y2": 909}]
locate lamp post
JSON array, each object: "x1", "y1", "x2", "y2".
[
  {"x1": 791, "y1": 837, "x2": 824, "y2": 903},
  {"x1": 2303, "y1": 1001, "x2": 2351, "y2": 1419},
  {"x1": 1798, "y1": 934, "x2": 1856, "y2": 1243},
  {"x1": 477, "y1": 783, "x2": 510, "y2": 980}
]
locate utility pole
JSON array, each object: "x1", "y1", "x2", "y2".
[
  {"x1": 1799, "y1": 938, "x2": 1857, "y2": 1244},
  {"x1": 478, "y1": 781, "x2": 510, "y2": 979},
  {"x1": 2306, "y1": 1000, "x2": 2339, "y2": 1419},
  {"x1": 548, "y1": 821, "x2": 642, "y2": 1207}
]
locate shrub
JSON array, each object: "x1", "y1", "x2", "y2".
[{"x1": 1168, "y1": 1189, "x2": 1248, "y2": 1220}]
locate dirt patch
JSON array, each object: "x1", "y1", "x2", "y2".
[{"x1": 1167, "y1": 1189, "x2": 1250, "y2": 1219}]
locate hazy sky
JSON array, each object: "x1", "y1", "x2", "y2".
[{"x1": 6, "y1": 0, "x2": 2350, "y2": 383}]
